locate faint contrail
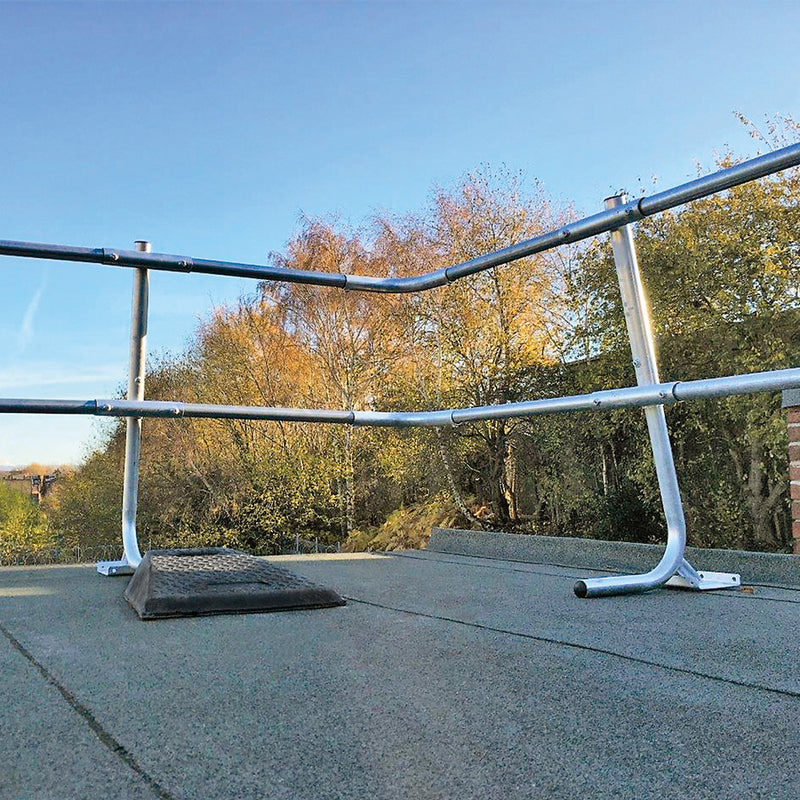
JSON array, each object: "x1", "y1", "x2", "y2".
[{"x1": 18, "y1": 281, "x2": 45, "y2": 347}]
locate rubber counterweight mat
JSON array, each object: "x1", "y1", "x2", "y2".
[{"x1": 124, "y1": 548, "x2": 346, "y2": 620}]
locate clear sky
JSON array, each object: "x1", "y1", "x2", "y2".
[{"x1": 1, "y1": 0, "x2": 799, "y2": 467}]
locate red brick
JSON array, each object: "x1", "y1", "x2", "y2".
[
  {"x1": 789, "y1": 408, "x2": 800, "y2": 424},
  {"x1": 789, "y1": 442, "x2": 800, "y2": 458},
  {"x1": 791, "y1": 465, "x2": 800, "y2": 482},
  {"x1": 793, "y1": 500, "x2": 800, "y2": 520},
  {"x1": 789, "y1": 426, "x2": 800, "y2": 443},
  {"x1": 793, "y1": 521, "x2": 800, "y2": 539},
  {"x1": 791, "y1": 483, "x2": 800, "y2": 500},
  {"x1": 794, "y1": 540, "x2": 800, "y2": 556}
]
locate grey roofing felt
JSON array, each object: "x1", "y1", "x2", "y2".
[{"x1": 1, "y1": 535, "x2": 799, "y2": 800}]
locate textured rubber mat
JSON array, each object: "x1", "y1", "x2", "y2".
[{"x1": 124, "y1": 548, "x2": 346, "y2": 620}]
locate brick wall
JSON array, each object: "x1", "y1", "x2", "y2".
[{"x1": 790, "y1": 407, "x2": 800, "y2": 555}]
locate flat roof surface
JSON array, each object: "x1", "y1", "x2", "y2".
[{"x1": 1, "y1": 542, "x2": 799, "y2": 800}]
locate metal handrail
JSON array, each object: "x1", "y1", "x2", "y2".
[
  {"x1": 3, "y1": 368, "x2": 800, "y2": 424},
  {"x1": 2, "y1": 142, "x2": 799, "y2": 594},
  {"x1": 2, "y1": 143, "x2": 799, "y2": 292}
]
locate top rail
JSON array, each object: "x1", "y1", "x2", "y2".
[{"x1": 2, "y1": 143, "x2": 800, "y2": 293}]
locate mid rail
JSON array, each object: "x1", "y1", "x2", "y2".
[{"x1": 2, "y1": 367, "x2": 799, "y2": 426}]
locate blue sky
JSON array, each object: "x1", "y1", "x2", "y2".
[{"x1": 1, "y1": 0, "x2": 799, "y2": 466}]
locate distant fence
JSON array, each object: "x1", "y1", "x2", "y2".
[
  {"x1": 0, "y1": 537, "x2": 340, "y2": 566},
  {"x1": 291, "y1": 536, "x2": 341, "y2": 556},
  {"x1": 1, "y1": 544, "x2": 138, "y2": 567}
]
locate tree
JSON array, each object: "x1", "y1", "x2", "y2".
[
  {"x1": 269, "y1": 220, "x2": 404, "y2": 538},
  {"x1": 568, "y1": 116, "x2": 800, "y2": 549},
  {"x1": 46, "y1": 117, "x2": 800, "y2": 555},
  {"x1": 376, "y1": 167, "x2": 572, "y2": 526}
]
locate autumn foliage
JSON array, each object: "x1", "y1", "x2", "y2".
[{"x1": 44, "y1": 118, "x2": 800, "y2": 555}]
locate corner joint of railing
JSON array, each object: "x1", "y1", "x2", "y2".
[{"x1": 102, "y1": 248, "x2": 120, "y2": 264}]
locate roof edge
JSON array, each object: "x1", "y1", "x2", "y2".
[{"x1": 428, "y1": 528, "x2": 800, "y2": 588}]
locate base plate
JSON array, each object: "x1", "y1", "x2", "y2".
[
  {"x1": 666, "y1": 570, "x2": 741, "y2": 591},
  {"x1": 97, "y1": 559, "x2": 136, "y2": 577}
]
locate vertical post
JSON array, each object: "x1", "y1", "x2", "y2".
[
  {"x1": 97, "y1": 240, "x2": 150, "y2": 575},
  {"x1": 575, "y1": 195, "x2": 688, "y2": 597}
]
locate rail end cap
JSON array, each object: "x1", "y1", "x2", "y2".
[{"x1": 573, "y1": 580, "x2": 588, "y2": 598}]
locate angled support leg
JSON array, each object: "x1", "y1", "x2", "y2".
[
  {"x1": 574, "y1": 196, "x2": 739, "y2": 598},
  {"x1": 98, "y1": 241, "x2": 150, "y2": 576}
]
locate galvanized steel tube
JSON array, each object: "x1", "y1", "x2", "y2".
[
  {"x1": 638, "y1": 144, "x2": 800, "y2": 216},
  {"x1": 0, "y1": 399, "x2": 98, "y2": 414},
  {"x1": 2, "y1": 367, "x2": 800, "y2": 424},
  {"x1": 574, "y1": 196, "x2": 686, "y2": 599},
  {"x1": 2, "y1": 143, "x2": 799, "y2": 293},
  {"x1": 119, "y1": 241, "x2": 150, "y2": 569}
]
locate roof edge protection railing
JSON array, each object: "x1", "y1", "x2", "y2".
[
  {"x1": 2, "y1": 142, "x2": 800, "y2": 293},
  {"x1": 2, "y1": 142, "x2": 799, "y2": 594}
]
